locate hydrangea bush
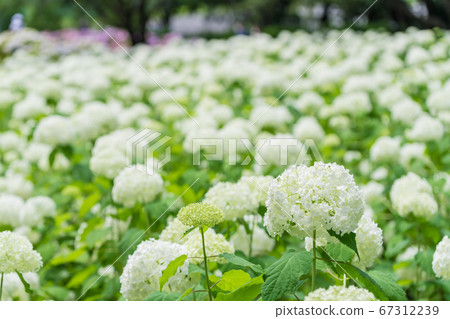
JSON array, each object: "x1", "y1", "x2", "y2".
[{"x1": 0, "y1": 27, "x2": 449, "y2": 301}]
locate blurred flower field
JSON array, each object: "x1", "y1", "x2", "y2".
[{"x1": 0, "y1": 27, "x2": 449, "y2": 301}]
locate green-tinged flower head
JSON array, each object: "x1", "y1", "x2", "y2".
[{"x1": 178, "y1": 202, "x2": 224, "y2": 228}]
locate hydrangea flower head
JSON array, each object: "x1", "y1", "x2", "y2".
[
  {"x1": 264, "y1": 162, "x2": 364, "y2": 239},
  {"x1": 305, "y1": 285, "x2": 377, "y2": 301},
  {"x1": 433, "y1": 236, "x2": 450, "y2": 280},
  {"x1": 178, "y1": 202, "x2": 224, "y2": 228},
  {"x1": 0, "y1": 231, "x2": 42, "y2": 273}
]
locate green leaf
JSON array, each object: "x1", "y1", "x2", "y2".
[
  {"x1": 335, "y1": 264, "x2": 387, "y2": 301},
  {"x1": 159, "y1": 255, "x2": 188, "y2": 292},
  {"x1": 16, "y1": 272, "x2": 33, "y2": 294},
  {"x1": 67, "y1": 265, "x2": 98, "y2": 288},
  {"x1": 178, "y1": 288, "x2": 193, "y2": 301},
  {"x1": 261, "y1": 250, "x2": 312, "y2": 301},
  {"x1": 50, "y1": 249, "x2": 88, "y2": 266},
  {"x1": 48, "y1": 148, "x2": 57, "y2": 167},
  {"x1": 85, "y1": 228, "x2": 111, "y2": 248},
  {"x1": 79, "y1": 193, "x2": 101, "y2": 218},
  {"x1": 216, "y1": 270, "x2": 252, "y2": 292},
  {"x1": 220, "y1": 253, "x2": 264, "y2": 274},
  {"x1": 369, "y1": 271, "x2": 407, "y2": 301},
  {"x1": 325, "y1": 242, "x2": 356, "y2": 263},
  {"x1": 215, "y1": 275, "x2": 264, "y2": 301},
  {"x1": 145, "y1": 291, "x2": 181, "y2": 301},
  {"x1": 181, "y1": 227, "x2": 196, "y2": 240},
  {"x1": 414, "y1": 249, "x2": 435, "y2": 276},
  {"x1": 327, "y1": 229, "x2": 359, "y2": 259}
]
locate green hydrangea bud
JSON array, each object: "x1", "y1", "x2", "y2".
[{"x1": 178, "y1": 202, "x2": 224, "y2": 228}]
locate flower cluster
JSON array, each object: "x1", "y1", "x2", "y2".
[
  {"x1": 178, "y1": 202, "x2": 224, "y2": 228},
  {"x1": 264, "y1": 162, "x2": 365, "y2": 239},
  {"x1": 433, "y1": 236, "x2": 450, "y2": 280},
  {"x1": 112, "y1": 164, "x2": 164, "y2": 208},
  {"x1": 390, "y1": 172, "x2": 437, "y2": 219},
  {"x1": 305, "y1": 285, "x2": 377, "y2": 301},
  {"x1": 0, "y1": 231, "x2": 42, "y2": 274},
  {"x1": 120, "y1": 239, "x2": 195, "y2": 301}
]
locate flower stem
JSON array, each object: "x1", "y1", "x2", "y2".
[
  {"x1": 312, "y1": 229, "x2": 317, "y2": 292},
  {"x1": 0, "y1": 273, "x2": 4, "y2": 301},
  {"x1": 248, "y1": 217, "x2": 256, "y2": 258},
  {"x1": 200, "y1": 227, "x2": 213, "y2": 301}
]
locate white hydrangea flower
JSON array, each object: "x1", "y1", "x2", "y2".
[
  {"x1": 237, "y1": 175, "x2": 274, "y2": 206},
  {"x1": 254, "y1": 133, "x2": 305, "y2": 168},
  {"x1": 352, "y1": 216, "x2": 383, "y2": 269},
  {"x1": 183, "y1": 228, "x2": 234, "y2": 264},
  {"x1": 1, "y1": 174, "x2": 34, "y2": 199},
  {"x1": 0, "y1": 194, "x2": 24, "y2": 227},
  {"x1": 370, "y1": 136, "x2": 401, "y2": 163},
  {"x1": 293, "y1": 91, "x2": 324, "y2": 114},
  {"x1": 160, "y1": 218, "x2": 190, "y2": 244},
  {"x1": 33, "y1": 115, "x2": 75, "y2": 146},
  {"x1": 399, "y1": 143, "x2": 426, "y2": 168},
  {"x1": 112, "y1": 164, "x2": 164, "y2": 208},
  {"x1": 361, "y1": 181, "x2": 384, "y2": 204},
  {"x1": 92, "y1": 129, "x2": 136, "y2": 155},
  {"x1": 391, "y1": 99, "x2": 423, "y2": 125},
  {"x1": 0, "y1": 231, "x2": 42, "y2": 273},
  {"x1": 390, "y1": 172, "x2": 437, "y2": 219},
  {"x1": 331, "y1": 92, "x2": 372, "y2": 116},
  {"x1": 71, "y1": 103, "x2": 119, "y2": 141},
  {"x1": 406, "y1": 115, "x2": 444, "y2": 142},
  {"x1": 293, "y1": 116, "x2": 325, "y2": 142},
  {"x1": 12, "y1": 93, "x2": 50, "y2": 120},
  {"x1": 89, "y1": 148, "x2": 127, "y2": 179},
  {"x1": 1, "y1": 272, "x2": 39, "y2": 301},
  {"x1": 0, "y1": 132, "x2": 25, "y2": 153},
  {"x1": 20, "y1": 196, "x2": 57, "y2": 227},
  {"x1": 432, "y1": 236, "x2": 450, "y2": 280},
  {"x1": 120, "y1": 239, "x2": 195, "y2": 301},
  {"x1": 305, "y1": 285, "x2": 377, "y2": 301},
  {"x1": 230, "y1": 215, "x2": 275, "y2": 257},
  {"x1": 264, "y1": 162, "x2": 365, "y2": 239},
  {"x1": 204, "y1": 181, "x2": 259, "y2": 220}
]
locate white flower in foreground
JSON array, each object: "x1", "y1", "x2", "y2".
[
  {"x1": 433, "y1": 236, "x2": 450, "y2": 280},
  {"x1": 264, "y1": 162, "x2": 365, "y2": 239},
  {"x1": 112, "y1": 165, "x2": 163, "y2": 208},
  {"x1": 406, "y1": 115, "x2": 444, "y2": 142},
  {"x1": 305, "y1": 285, "x2": 377, "y2": 301},
  {"x1": 33, "y1": 115, "x2": 75, "y2": 146},
  {"x1": 370, "y1": 136, "x2": 400, "y2": 163},
  {"x1": 0, "y1": 194, "x2": 24, "y2": 227},
  {"x1": 390, "y1": 172, "x2": 437, "y2": 219},
  {"x1": 20, "y1": 196, "x2": 57, "y2": 227},
  {"x1": 352, "y1": 216, "x2": 383, "y2": 269},
  {"x1": 204, "y1": 181, "x2": 259, "y2": 220},
  {"x1": 183, "y1": 228, "x2": 234, "y2": 264},
  {"x1": 120, "y1": 239, "x2": 194, "y2": 301},
  {"x1": 0, "y1": 231, "x2": 42, "y2": 273}
]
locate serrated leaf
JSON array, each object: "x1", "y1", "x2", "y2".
[
  {"x1": 16, "y1": 272, "x2": 33, "y2": 294},
  {"x1": 335, "y1": 264, "x2": 387, "y2": 301},
  {"x1": 159, "y1": 255, "x2": 188, "y2": 292},
  {"x1": 369, "y1": 270, "x2": 407, "y2": 301},
  {"x1": 327, "y1": 229, "x2": 359, "y2": 259},
  {"x1": 145, "y1": 291, "x2": 181, "y2": 301},
  {"x1": 215, "y1": 275, "x2": 264, "y2": 301},
  {"x1": 261, "y1": 250, "x2": 312, "y2": 301},
  {"x1": 220, "y1": 253, "x2": 264, "y2": 273},
  {"x1": 326, "y1": 242, "x2": 356, "y2": 263},
  {"x1": 216, "y1": 270, "x2": 251, "y2": 292}
]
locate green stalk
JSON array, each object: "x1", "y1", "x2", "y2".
[
  {"x1": 200, "y1": 227, "x2": 213, "y2": 301},
  {"x1": 248, "y1": 217, "x2": 256, "y2": 258},
  {"x1": 0, "y1": 273, "x2": 4, "y2": 301},
  {"x1": 312, "y1": 229, "x2": 317, "y2": 292}
]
